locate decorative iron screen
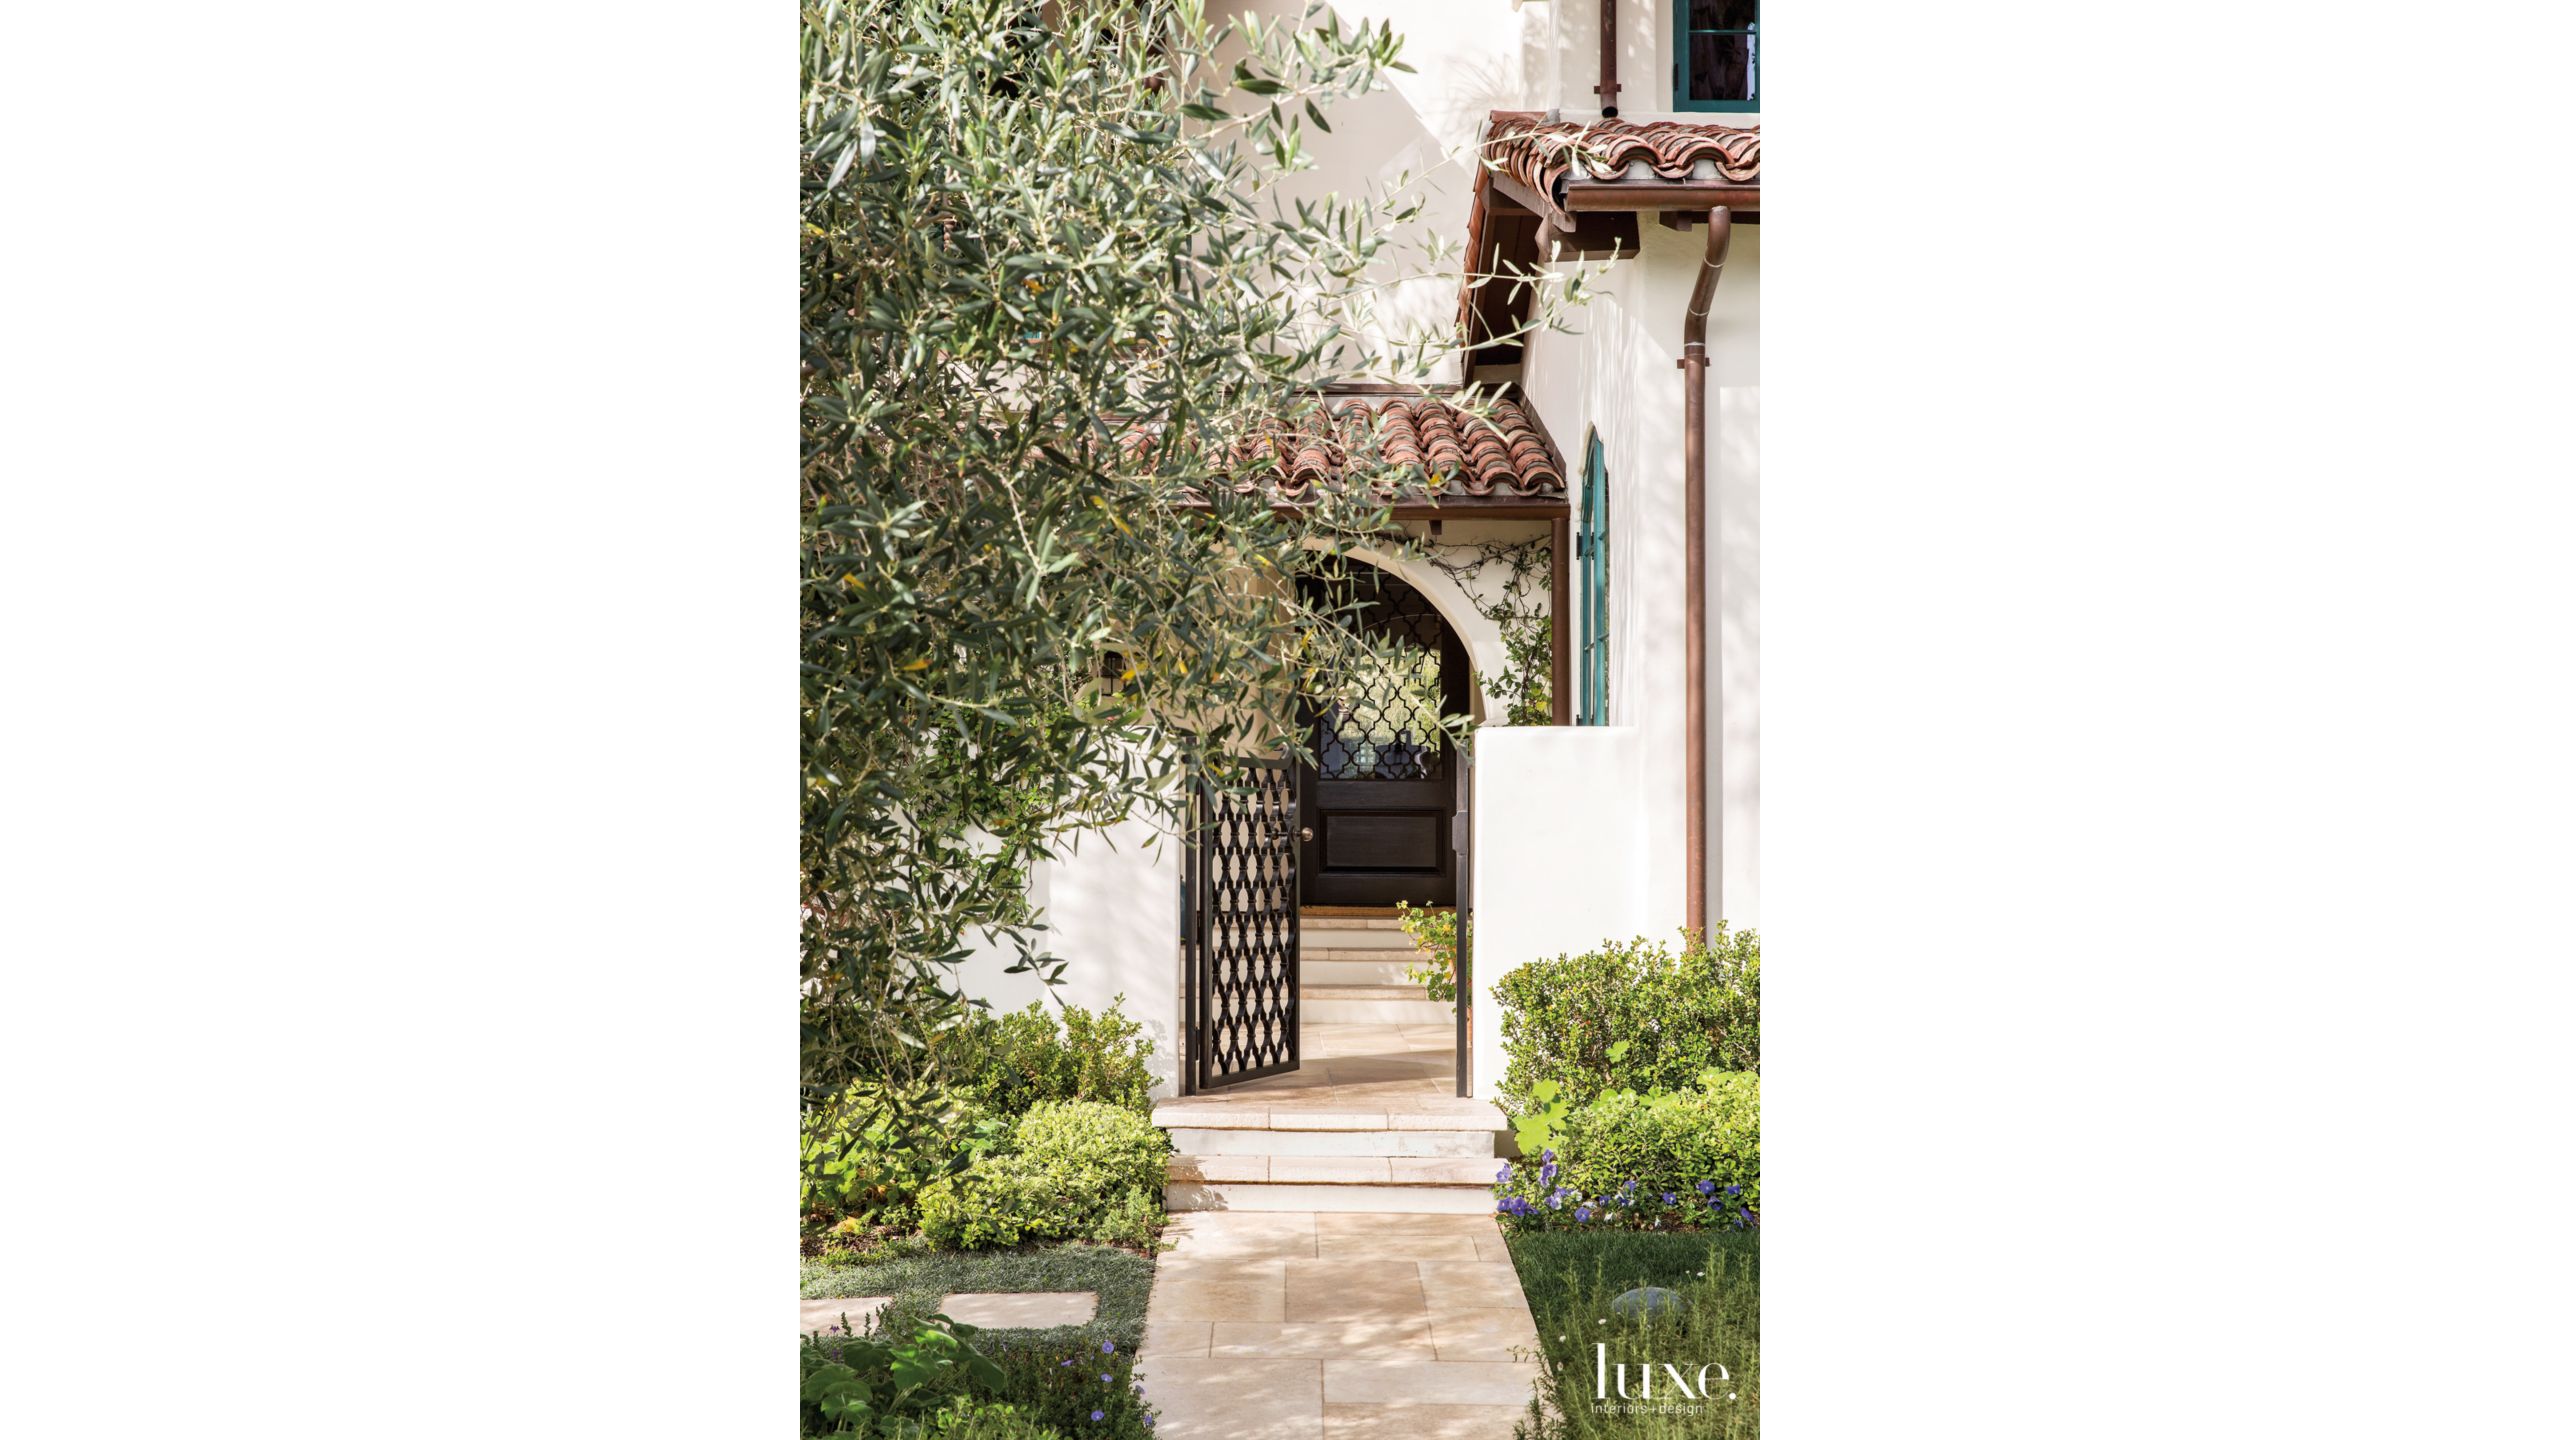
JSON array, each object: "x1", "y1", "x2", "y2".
[
  {"x1": 1186, "y1": 760, "x2": 1301, "y2": 1090},
  {"x1": 1302, "y1": 567, "x2": 1450, "y2": 780}
]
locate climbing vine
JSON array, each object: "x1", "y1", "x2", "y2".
[{"x1": 1419, "y1": 536, "x2": 1554, "y2": 726}]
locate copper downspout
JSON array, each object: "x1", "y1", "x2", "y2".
[
  {"x1": 1681, "y1": 206, "x2": 1732, "y2": 933},
  {"x1": 1596, "y1": 0, "x2": 1620, "y2": 116}
]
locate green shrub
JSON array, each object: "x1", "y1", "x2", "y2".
[
  {"x1": 945, "y1": 999, "x2": 1157, "y2": 1119},
  {"x1": 918, "y1": 1101, "x2": 1168, "y2": 1250},
  {"x1": 800, "y1": 1315, "x2": 1009, "y2": 1435},
  {"x1": 804, "y1": 1089, "x2": 1012, "y2": 1229},
  {"x1": 1492, "y1": 923, "x2": 1759, "y2": 1113},
  {"x1": 1396, "y1": 902, "x2": 1460, "y2": 1002},
  {"x1": 917, "y1": 1396, "x2": 1063, "y2": 1440},
  {"x1": 1493, "y1": 1074, "x2": 1759, "y2": 1232}
]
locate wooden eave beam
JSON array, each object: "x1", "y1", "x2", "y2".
[
  {"x1": 1490, "y1": 170, "x2": 1572, "y2": 234},
  {"x1": 1562, "y1": 180, "x2": 1762, "y2": 213}
]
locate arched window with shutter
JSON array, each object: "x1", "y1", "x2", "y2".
[{"x1": 1577, "y1": 433, "x2": 1611, "y2": 725}]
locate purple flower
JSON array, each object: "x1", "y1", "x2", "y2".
[
  {"x1": 1494, "y1": 1163, "x2": 1513, "y2": 1183},
  {"x1": 1143, "y1": 1419, "x2": 1155, "y2": 1430},
  {"x1": 1725, "y1": 1183, "x2": 1742, "y2": 1195},
  {"x1": 1103, "y1": 1374, "x2": 1114, "y2": 1384},
  {"x1": 1696, "y1": 1179, "x2": 1713, "y2": 1194},
  {"x1": 1573, "y1": 1206, "x2": 1592, "y2": 1222},
  {"x1": 1092, "y1": 1411, "x2": 1106, "y2": 1423},
  {"x1": 1662, "y1": 1193, "x2": 1678, "y2": 1205},
  {"x1": 1709, "y1": 1197, "x2": 1722, "y2": 1211},
  {"x1": 1542, "y1": 1149, "x2": 1555, "y2": 1163},
  {"x1": 1101, "y1": 1340, "x2": 1115, "y2": 1355},
  {"x1": 1061, "y1": 1358, "x2": 1075, "y2": 1367}
]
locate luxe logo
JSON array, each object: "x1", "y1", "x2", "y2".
[{"x1": 1593, "y1": 1342, "x2": 1736, "y2": 1403}]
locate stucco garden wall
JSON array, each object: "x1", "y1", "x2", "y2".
[{"x1": 1470, "y1": 724, "x2": 1650, "y2": 1094}]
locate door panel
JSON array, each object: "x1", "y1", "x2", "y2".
[{"x1": 1297, "y1": 562, "x2": 1470, "y2": 908}]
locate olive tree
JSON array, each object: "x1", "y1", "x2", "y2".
[{"x1": 800, "y1": 0, "x2": 1589, "y2": 1123}]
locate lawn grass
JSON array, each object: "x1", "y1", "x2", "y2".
[
  {"x1": 802, "y1": 1241, "x2": 1155, "y2": 1355},
  {"x1": 1506, "y1": 1229, "x2": 1760, "y2": 1439},
  {"x1": 803, "y1": 1243, "x2": 1158, "y2": 1437}
]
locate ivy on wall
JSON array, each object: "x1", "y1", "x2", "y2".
[{"x1": 1418, "y1": 537, "x2": 1554, "y2": 726}]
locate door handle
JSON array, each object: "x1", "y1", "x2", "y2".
[{"x1": 1299, "y1": 827, "x2": 1314, "y2": 843}]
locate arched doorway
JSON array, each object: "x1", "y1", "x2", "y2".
[{"x1": 1295, "y1": 559, "x2": 1472, "y2": 907}]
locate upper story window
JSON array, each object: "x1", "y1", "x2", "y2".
[{"x1": 1677, "y1": 1, "x2": 1760, "y2": 112}]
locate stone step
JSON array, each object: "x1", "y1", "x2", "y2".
[
  {"x1": 1152, "y1": 1099, "x2": 1509, "y2": 1131},
  {"x1": 1167, "y1": 1125, "x2": 1496, "y2": 1158},
  {"x1": 1300, "y1": 945, "x2": 1425, "y2": 963},
  {"x1": 1302, "y1": 984, "x2": 1451, "y2": 1025},
  {"x1": 1305, "y1": 983, "x2": 1431, "y2": 1000},
  {"x1": 1295, "y1": 927, "x2": 1421, "y2": 951},
  {"x1": 1164, "y1": 1180, "x2": 1493, "y2": 1214},
  {"x1": 1302, "y1": 957, "x2": 1418, "y2": 986},
  {"x1": 1167, "y1": 1154, "x2": 1504, "y2": 1186},
  {"x1": 1295, "y1": 913, "x2": 1414, "y2": 929}
]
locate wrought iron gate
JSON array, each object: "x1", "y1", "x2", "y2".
[{"x1": 1183, "y1": 759, "x2": 1303, "y2": 1093}]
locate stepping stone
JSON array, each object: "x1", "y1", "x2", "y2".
[
  {"x1": 941, "y1": 1290, "x2": 1098, "y2": 1329},
  {"x1": 801, "y1": 1295, "x2": 890, "y2": 1336}
]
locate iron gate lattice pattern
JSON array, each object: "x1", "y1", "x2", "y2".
[
  {"x1": 1302, "y1": 567, "x2": 1450, "y2": 781},
  {"x1": 1188, "y1": 760, "x2": 1301, "y2": 1090}
]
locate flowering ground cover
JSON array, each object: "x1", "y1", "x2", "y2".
[{"x1": 1507, "y1": 1228, "x2": 1760, "y2": 1439}]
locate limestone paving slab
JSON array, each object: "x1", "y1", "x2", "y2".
[
  {"x1": 1316, "y1": 1212, "x2": 1501, "y2": 1240},
  {"x1": 800, "y1": 1295, "x2": 891, "y2": 1336},
  {"x1": 1160, "y1": 1211, "x2": 1319, "y2": 1260},
  {"x1": 1389, "y1": 1156, "x2": 1506, "y2": 1184},
  {"x1": 938, "y1": 1290, "x2": 1096, "y2": 1329},
  {"x1": 1150, "y1": 1104, "x2": 1271, "y2": 1128},
  {"x1": 1310, "y1": 1233, "x2": 1483, "y2": 1263},
  {"x1": 1151, "y1": 1257, "x2": 1292, "y2": 1323},
  {"x1": 1426, "y1": 1308, "x2": 1544, "y2": 1363},
  {"x1": 1267, "y1": 1155, "x2": 1394, "y2": 1185},
  {"x1": 1265, "y1": 1111, "x2": 1393, "y2": 1130},
  {"x1": 1416, "y1": 1260, "x2": 1532, "y2": 1312},
  {"x1": 1140, "y1": 1356, "x2": 1324, "y2": 1440},
  {"x1": 1209, "y1": 1317, "x2": 1434, "y2": 1357},
  {"x1": 1140, "y1": 1211, "x2": 1534, "y2": 1440},
  {"x1": 1320, "y1": 1358, "x2": 1542, "y2": 1406},
  {"x1": 1167, "y1": 1154, "x2": 1270, "y2": 1183},
  {"x1": 1321, "y1": 1403, "x2": 1536, "y2": 1439},
  {"x1": 1282, "y1": 1259, "x2": 1426, "y2": 1322},
  {"x1": 1142, "y1": 1319, "x2": 1213, "y2": 1359}
]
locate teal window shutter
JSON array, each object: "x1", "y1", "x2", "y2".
[
  {"x1": 1577, "y1": 435, "x2": 1610, "y2": 725},
  {"x1": 1675, "y1": 1, "x2": 1760, "y2": 113}
]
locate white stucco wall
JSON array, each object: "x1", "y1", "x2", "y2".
[
  {"x1": 949, "y1": 811, "x2": 1186, "y2": 1099},
  {"x1": 1526, "y1": 219, "x2": 1759, "y2": 933},
  {"x1": 1471, "y1": 725, "x2": 1649, "y2": 1093}
]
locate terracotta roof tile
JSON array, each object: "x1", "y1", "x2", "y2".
[
  {"x1": 1218, "y1": 393, "x2": 1564, "y2": 504},
  {"x1": 1484, "y1": 115, "x2": 1760, "y2": 204}
]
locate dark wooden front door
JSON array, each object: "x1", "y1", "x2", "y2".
[{"x1": 1297, "y1": 562, "x2": 1470, "y2": 907}]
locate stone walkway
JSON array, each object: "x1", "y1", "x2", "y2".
[{"x1": 1137, "y1": 1210, "x2": 1542, "y2": 1440}]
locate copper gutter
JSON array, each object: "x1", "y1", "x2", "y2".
[
  {"x1": 1681, "y1": 206, "x2": 1732, "y2": 932},
  {"x1": 1596, "y1": 0, "x2": 1620, "y2": 115}
]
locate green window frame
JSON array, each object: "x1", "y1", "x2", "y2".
[
  {"x1": 1674, "y1": 1, "x2": 1761, "y2": 113},
  {"x1": 1577, "y1": 434, "x2": 1610, "y2": 725}
]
